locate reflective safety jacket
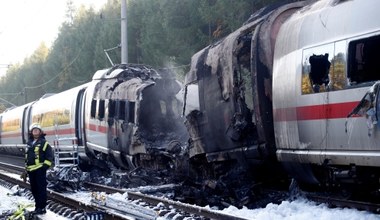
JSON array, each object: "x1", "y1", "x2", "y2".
[{"x1": 25, "y1": 136, "x2": 53, "y2": 172}]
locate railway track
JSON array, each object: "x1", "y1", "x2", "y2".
[
  {"x1": 3, "y1": 161, "x2": 379, "y2": 219},
  {"x1": 306, "y1": 193, "x2": 380, "y2": 214},
  {"x1": 85, "y1": 181, "x2": 249, "y2": 220},
  {"x1": 0, "y1": 162, "x2": 248, "y2": 219}
]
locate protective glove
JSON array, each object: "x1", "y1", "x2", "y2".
[{"x1": 20, "y1": 172, "x2": 28, "y2": 182}]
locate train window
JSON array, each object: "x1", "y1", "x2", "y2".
[
  {"x1": 119, "y1": 100, "x2": 126, "y2": 120},
  {"x1": 128, "y1": 102, "x2": 135, "y2": 123},
  {"x1": 183, "y1": 84, "x2": 200, "y2": 116},
  {"x1": 98, "y1": 100, "x2": 105, "y2": 119},
  {"x1": 170, "y1": 99, "x2": 181, "y2": 116},
  {"x1": 108, "y1": 100, "x2": 115, "y2": 118},
  {"x1": 302, "y1": 44, "x2": 334, "y2": 94},
  {"x1": 159, "y1": 100, "x2": 167, "y2": 115},
  {"x1": 236, "y1": 34, "x2": 253, "y2": 111},
  {"x1": 90, "y1": 100, "x2": 96, "y2": 118},
  {"x1": 2, "y1": 118, "x2": 20, "y2": 132},
  {"x1": 329, "y1": 40, "x2": 347, "y2": 90},
  {"x1": 348, "y1": 35, "x2": 380, "y2": 85}
]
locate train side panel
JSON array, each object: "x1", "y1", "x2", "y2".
[
  {"x1": 0, "y1": 104, "x2": 32, "y2": 156},
  {"x1": 183, "y1": 2, "x2": 305, "y2": 167},
  {"x1": 29, "y1": 84, "x2": 88, "y2": 150},
  {"x1": 273, "y1": 0, "x2": 380, "y2": 184}
]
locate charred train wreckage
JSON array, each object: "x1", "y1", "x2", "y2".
[
  {"x1": 1, "y1": 0, "x2": 380, "y2": 209},
  {"x1": 182, "y1": 0, "x2": 380, "y2": 204},
  {"x1": 0, "y1": 64, "x2": 189, "y2": 184}
]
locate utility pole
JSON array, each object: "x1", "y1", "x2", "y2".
[{"x1": 121, "y1": 0, "x2": 128, "y2": 64}]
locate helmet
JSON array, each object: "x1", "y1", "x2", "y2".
[{"x1": 29, "y1": 123, "x2": 42, "y2": 132}]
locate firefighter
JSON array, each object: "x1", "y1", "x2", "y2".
[{"x1": 24, "y1": 123, "x2": 53, "y2": 215}]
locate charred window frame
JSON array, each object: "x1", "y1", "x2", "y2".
[
  {"x1": 90, "y1": 99, "x2": 97, "y2": 118},
  {"x1": 128, "y1": 102, "x2": 135, "y2": 123},
  {"x1": 108, "y1": 100, "x2": 115, "y2": 118},
  {"x1": 98, "y1": 100, "x2": 105, "y2": 120},
  {"x1": 118, "y1": 100, "x2": 126, "y2": 120},
  {"x1": 116, "y1": 101, "x2": 134, "y2": 122},
  {"x1": 159, "y1": 100, "x2": 167, "y2": 115},
  {"x1": 183, "y1": 84, "x2": 200, "y2": 116},
  {"x1": 236, "y1": 33, "x2": 253, "y2": 111},
  {"x1": 348, "y1": 35, "x2": 380, "y2": 86}
]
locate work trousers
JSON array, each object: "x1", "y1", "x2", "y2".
[{"x1": 28, "y1": 168, "x2": 47, "y2": 209}]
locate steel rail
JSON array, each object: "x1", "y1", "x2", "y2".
[
  {"x1": 306, "y1": 193, "x2": 380, "y2": 214},
  {"x1": 0, "y1": 165, "x2": 132, "y2": 220},
  {"x1": 85, "y1": 181, "x2": 249, "y2": 220}
]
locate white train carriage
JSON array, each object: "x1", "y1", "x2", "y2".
[
  {"x1": 273, "y1": 0, "x2": 380, "y2": 184},
  {"x1": 28, "y1": 84, "x2": 88, "y2": 154},
  {"x1": 0, "y1": 103, "x2": 32, "y2": 156}
]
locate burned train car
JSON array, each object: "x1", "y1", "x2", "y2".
[
  {"x1": 184, "y1": 0, "x2": 380, "y2": 195},
  {"x1": 0, "y1": 64, "x2": 188, "y2": 171},
  {"x1": 183, "y1": 2, "x2": 306, "y2": 180},
  {"x1": 84, "y1": 64, "x2": 188, "y2": 169}
]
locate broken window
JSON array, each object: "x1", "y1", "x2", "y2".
[
  {"x1": 108, "y1": 100, "x2": 115, "y2": 118},
  {"x1": 128, "y1": 102, "x2": 135, "y2": 123},
  {"x1": 90, "y1": 100, "x2": 96, "y2": 118},
  {"x1": 302, "y1": 44, "x2": 334, "y2": 94},
  {"x1": 183, "y1": 84, "x2": 200, "y2": 116},
  {"x1": 160, "y1": 100, "x2": 167, "y2": 115},
  {"x1": 98, "y1": 100, "x2": 105, "y2": 120},
  {"x1": 236, "y1": 33, "x2": 253, "y2": 111},
  {"x1": 309, "y1": 54, "x2": 331, "y2": 93},
  {"x1": 348, "y1": 35, "x2": 380, "y2": 85},
  {"x1": 118, "y1": 100, "x2": 126, "y2": 120}
]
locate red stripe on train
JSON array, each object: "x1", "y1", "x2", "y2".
[
  {"x1": 1, "y1": 132, "x2": 22, "y2": 138},
  {"x1": 44, "y1": 128, "x2": 76, "y2": 136},
  {"x1": 1, "y1": 128, "x2": 76, "y2": 139},
  {"x1": 86, "y1": 123, "x2": 108, "y2": 133},
  {"x1": 273, "y1": 101, "x2": 359, "y2": 121}
]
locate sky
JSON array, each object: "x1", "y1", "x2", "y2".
[{"x1": 0, "y1": 0, "x2": 108, "y2": 76}]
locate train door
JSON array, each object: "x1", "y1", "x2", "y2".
[
  {"x1": 22, "y1": 103, "x2": 34, "y2": 144},
  {"x1": 75, "y1": 88, "x2": 86, "y2": 146}
]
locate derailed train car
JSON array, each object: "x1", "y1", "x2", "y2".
[
  {"x1": 0, "y1": 64, "x2": 188, "y2": 170},
  {"x1": 183, "y1": 0, "x2": 380, "y2": 194}
]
